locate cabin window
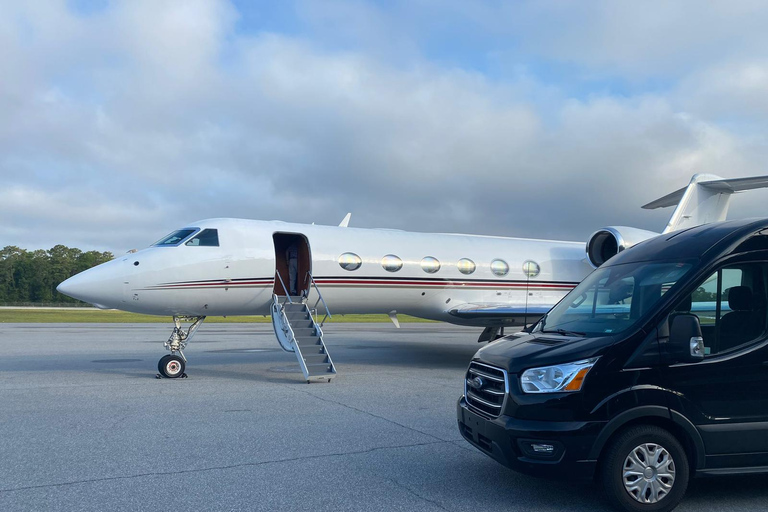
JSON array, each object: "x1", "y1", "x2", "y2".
[
  {"x1": 153, "y1": 229, "x2": 197, "y2": 246},
  {"x1": 491, "y1": 259, "x2": 509, "y2": 277},
  {"x1": 339, "y1": 253, "x2": 362, "y2": 271},
  {"x1": 381, "y1": 255, "x2": 403, "y2": 272},
  {"x1": 421, "y1": 256, "x2": 441, "y2": 274},
  {"x1": 185, "y1": 229, "x2": 219, "y2": 247},
  {"x1": 457, "y1": 258, "x2": 476, "y2": 275},
  {"x1": 522, "y1": 260, "x2": 540, "y2": 278}
]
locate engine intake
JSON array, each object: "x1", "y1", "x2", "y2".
[{"x1": 586, "y1": 226, "x2": 659, "y2": 268}]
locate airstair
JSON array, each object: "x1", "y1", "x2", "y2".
[{"x1": 271, "y1": 271, "x2": 337, "y2": 383}]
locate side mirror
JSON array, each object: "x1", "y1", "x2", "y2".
[{"x1": 669, "y1": 314, "x2": 705, "y2": 362}]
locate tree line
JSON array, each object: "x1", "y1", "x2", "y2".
[{"x1": 0, "y1": 245, "x2": 114, "y2": 305}]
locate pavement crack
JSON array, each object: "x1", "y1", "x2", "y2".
[
  {"x1": 385, "y1": 478, "x2": 450, "y2": 511},
  {"x1": 287, "y1": 385, "x2": 449, "y2": 443},
  {"x1": 0, "y1": 440, "x2": 447, "y2": 494}
]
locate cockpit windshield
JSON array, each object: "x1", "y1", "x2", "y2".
[
  {"x1": 535, "y1": 260, "x2": 694, "y2": 337},
  {"x1": 153, "y1": 229, "x2": 197, "y2": 246},
  {"x1": 185, "y1": 229, "x2": 219, "y2": 247}
]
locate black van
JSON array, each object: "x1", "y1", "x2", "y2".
[{"x1": 457, "y1": 218, "x2": 768, "y2": 512}]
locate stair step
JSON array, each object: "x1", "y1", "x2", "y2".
[
  {"x1": 297, "y1": 343, "x2": 324, "y2": 354},
  {"x1": 305, "y1": 363, "x2": 335, "y2": 373},
  {"x1": 292, "y1": 327, "x2": 317, "y2": 337},
  {"x1": 302, "y1": 353, "x2": 329, "y2": 364}
]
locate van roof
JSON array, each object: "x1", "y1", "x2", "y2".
[{"x1": 606, "y1": 218, "x2": 768, "y2": 267}]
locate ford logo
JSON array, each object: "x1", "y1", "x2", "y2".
[{"x1": 467, "y1": 376, "x2": 484, "y2": 390}]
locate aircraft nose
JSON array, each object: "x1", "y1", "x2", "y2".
[{"x1": 57, "y1": 259, "x2": 124, "y2": 308}]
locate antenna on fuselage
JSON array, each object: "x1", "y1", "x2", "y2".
[{"x1": 339, "y1": 213, "x2": 352, "y2": 227}]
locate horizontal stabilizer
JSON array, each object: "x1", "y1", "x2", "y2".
[
  {"x1": 641, "y1": 174, "x2": 768, "y2": 233},
  {"x1": 643, "y1": 175, "x2": 768, "y2": 210}
]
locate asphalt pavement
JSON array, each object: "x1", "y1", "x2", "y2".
[{"x1": 0, "y1": 322, "x2": 765, "y2": 511}]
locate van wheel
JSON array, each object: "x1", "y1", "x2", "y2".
[{"x1": 600, "y1": 425, "x2": 689, "y2": 512}]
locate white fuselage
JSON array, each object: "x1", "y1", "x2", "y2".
[{"x1": 58, "y1": 218, "x2": 593, "y2": 325}]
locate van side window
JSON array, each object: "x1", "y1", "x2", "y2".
[
  {"x1": 185, "y1": 229, "x2": 219, "y2": 247},
  {"x1": 676, "y1": 263, "x2": 767, "y2": 355}
]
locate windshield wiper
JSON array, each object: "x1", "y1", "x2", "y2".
[{"x1": 540, "y1": 328, "x2": 586, "y2": 337}]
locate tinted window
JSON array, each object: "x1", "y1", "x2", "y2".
[
  {"x1": 674, "y1": 262, "x2": 767, "y2": 355},
  {"x1": 153, "y1": 229, "x2": 197, "y2": 246},
  {"x1": 185, "y1": 229, "x2": 219, "y2": 247},
  {"x1": 539, "y1": 261, "x2": 692, "y2": 337}
]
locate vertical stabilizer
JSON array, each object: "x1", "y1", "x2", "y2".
[{"x1": 642, "y1": 174, "x2": 768, "y2": 233}]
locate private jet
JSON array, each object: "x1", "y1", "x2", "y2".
[{"x1": 57, "y1": 174, "x2": 768, "y2": 381}]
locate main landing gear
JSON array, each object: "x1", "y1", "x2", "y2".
[{"x1": 157, "y1": 316, "x2": 206, "y2": 378}]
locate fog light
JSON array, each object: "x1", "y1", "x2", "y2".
[
  {"x1": 517, "y1": 439, "x2": 563, "y2": 460},
  {"x1": 531, "y1": 443, "x2": 555, "y2": 454}
]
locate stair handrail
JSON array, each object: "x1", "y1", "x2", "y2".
[
  {"x1": 272, "y1": 294, "x2": 310, "y2": 377},
  {"x1": 274, "y1": 270, "x2": 292, "y2": 304},
  {"x1": 306, "y1": 271, "x2": 332, "y2": 326}
]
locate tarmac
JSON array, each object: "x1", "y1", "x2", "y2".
[{"x1": 0, "y1": 322, "x2": 766, "y2": 511}]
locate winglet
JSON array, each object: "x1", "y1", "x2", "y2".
[{"x1": 339, "y1": 213, "x2": 352, "y2": 227}]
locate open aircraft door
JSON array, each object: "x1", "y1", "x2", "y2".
[{"x1": 272, "y1": 233, "x2": 312, "y2": 297}]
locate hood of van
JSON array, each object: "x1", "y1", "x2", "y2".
[{"x1": 473, "y1": 332, "x2": 615, "y2": 374}]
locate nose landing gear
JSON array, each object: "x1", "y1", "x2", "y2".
[{"x1": 157, "y1": 316, "x2": 205, "y2": 378}]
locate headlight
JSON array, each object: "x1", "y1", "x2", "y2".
[{"x1": 520, "y1": 358, "x2": 598, "y2": 394}]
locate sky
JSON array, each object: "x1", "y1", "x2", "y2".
[{"x1": 3, "y1": 0, "x2": 768, "y2": 255}]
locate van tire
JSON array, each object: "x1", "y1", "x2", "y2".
[{"x1": 600, "y1": 425, "x2": 689, "y2": 512}]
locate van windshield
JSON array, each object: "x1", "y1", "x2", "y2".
[{"x1": 537, "y1": 261, "x2": 693, "y2": 337}]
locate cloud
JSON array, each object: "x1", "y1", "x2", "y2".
[{"x1": 2, "y1": 0, "x2": 768, "y2": 256}]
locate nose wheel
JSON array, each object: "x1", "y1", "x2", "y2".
[
  {"x1": 158, "y1": 354, "x2": 186, "y2": 378},
  {"x1": 156, "y1": 315, "x2": 205, "y2": 379}
]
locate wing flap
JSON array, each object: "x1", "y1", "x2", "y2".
[{"x1": 448, "y1": 303, "x2": 552, "y2": 320}]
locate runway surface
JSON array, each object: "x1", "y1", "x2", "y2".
[{"x1": 0, "y1": 323, "x2": 765, "y2": 511}]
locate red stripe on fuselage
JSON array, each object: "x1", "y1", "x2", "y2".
[{"x1": 142, "y1": 276, "x2": 577, "y2": 291}]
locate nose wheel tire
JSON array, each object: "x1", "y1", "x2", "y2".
[
  {"x1": 600, "y1": 425, "x2": 689, "y2": 512},
  {"x1": 158, "y1": 354, "x2": 185, "y2": 378}
]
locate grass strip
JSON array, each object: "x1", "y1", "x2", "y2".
[{"x1": 0, "y1": 309, "x2": 435, "y2": 324}]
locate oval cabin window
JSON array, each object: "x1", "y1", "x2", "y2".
[
  {"x1": 421, "y1": 256, "x2": 441, "y2": 274},
  {"x1": 522, "y1": 260, "x2": 540, "y2": 278},
  {"x1": 381, "y1": 254, "x2": 403, "y2": 272},
  {"x1": 457, "y1": 258, "x2": 476, "y2": 275},
  {"x1": 490, "y1": 259, "x2": 509, "y2": 277},
  {"x1": 339, "y1": 252, "x2": 362, "y2": 271}
]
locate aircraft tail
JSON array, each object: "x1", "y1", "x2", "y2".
[{"x1": 642, "y1": 174, "x2": 768, "y2": 233}]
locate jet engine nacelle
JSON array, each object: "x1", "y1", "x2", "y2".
[{"x1": 586, "y1": 226, "x2": 659, "y2": 268}]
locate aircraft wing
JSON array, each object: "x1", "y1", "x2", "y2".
[{"x1": 448, "y1": 303, "x2": 553, "y2": 322}]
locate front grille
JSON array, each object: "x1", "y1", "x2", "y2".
[{"x1": 464, "y1": 361, "x2": 508, "y2": 418}]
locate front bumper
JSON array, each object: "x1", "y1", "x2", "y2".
[{"x1": 457, "y1": 396, "x2": 604, "y2": 480}]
